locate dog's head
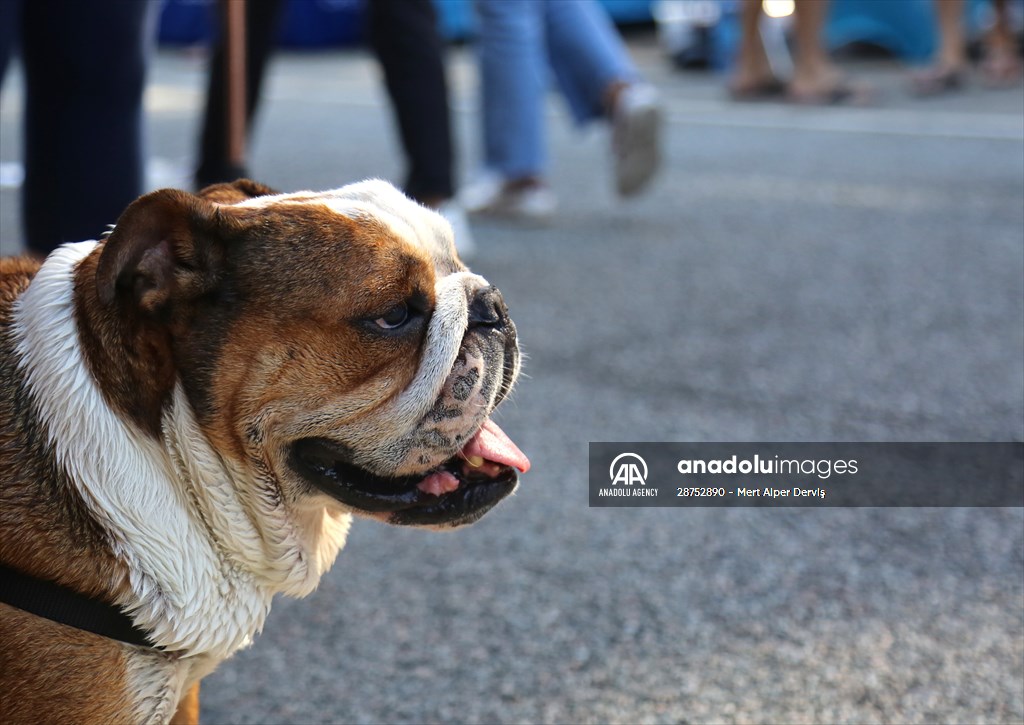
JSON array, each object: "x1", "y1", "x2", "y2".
[{"x1": 93, "y1": 179, "x2": 528, "y2": 529}]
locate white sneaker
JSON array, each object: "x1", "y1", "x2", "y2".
[
  {"x1": 611, "y1": 83, "x2": 663, "y2": 197},
  {"x1": 436, "y1": 199, "x2": 476, "y2": 260},
  {"x1": 461, "y1": 173, "x2": 557, "y2": 223}
]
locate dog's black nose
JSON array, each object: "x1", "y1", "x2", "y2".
[{"x1": 468, "y1": 285, "x2": 509, "y2": 329}]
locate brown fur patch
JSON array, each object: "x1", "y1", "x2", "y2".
[
  {"x1": 196, "y1": 205, "x2": 438, "y2": 467},
  {"x1": 0, "y1": 257, "x2": 40, "y2": 307},
  {"x1": 1, "y1": 257, "x2": 138, "y2": 724},
  {"x1": 0, "y1": 604, "x2": 136, "y2": 724},
  {"x1": 74, "y1": 247, "x2": 178, "y2": 438},
  {"x1": 197, "y1": 179, "x2": 278, "y2": 205}
]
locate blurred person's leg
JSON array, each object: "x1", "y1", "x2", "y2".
[
  {"x1": 367, "y1": 0, "x2": 454, "y2": 206},
  {"x1": 730, "y1": 0, "x2": 785, "y2": 99},
  {"x1": 732, "y1": 0, "x2": 866, "y2": 104},
  {"x1": 542, "y1": 0, "x2": 639, "y2": 124},
  {"x1": 981, "y1": 0, "x2": 1022, "y2": 87},
  {"x1": 788, "y1": 0, "x2": 869, "y2": 103},
  {"x1": 463, "y1": 0, "x2": 555, "y2": 220},
  {"x1": 196, "y1": 0, "x2": 284, "y2": 187},
  {"x1": 790, "y1": 0, "x2": 841, "y2": 96},
  {"x1": 934, "y1": 0, "x2": 968, "y2": 72},
  {"x1": 543, "y1": 0, "x2": 661, "y2": 197},
  {"x1": 20, "y1": 0, "x2": 152, "y2": 255},
  {"x1": 476, "y1": 0, "x2": 548, "y2": 182},
  {"x1": 0, "y1": 0, "x2": 20, "y2": 88},
  {"x1": 910, "y1": 0, "x2": 968, "y2": 95}
]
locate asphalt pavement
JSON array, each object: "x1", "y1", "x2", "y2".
[{"x1": 1, "y1": 35, "x2": 1022, "y2": 725}]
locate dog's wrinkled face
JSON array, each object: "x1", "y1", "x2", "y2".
[{"x1": 95, "y1": 179, "x2": 528, "y2": 528}]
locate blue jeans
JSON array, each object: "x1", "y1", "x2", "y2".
[{"x1": 477, "y1": 0, "x2": 639, "y2": 178}]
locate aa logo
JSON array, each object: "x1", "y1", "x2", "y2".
[{"x1": 609, "y1": 452, "x2": 648, "y2": 486}]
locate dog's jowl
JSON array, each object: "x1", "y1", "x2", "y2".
[{"x1": 0, "y1": 179, "x2": 529, "y2": 724}]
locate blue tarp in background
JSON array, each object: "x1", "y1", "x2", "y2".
[
  {"x1": 157, "y1": 0, "x2": 654, "y2": 48},
  {"x1": 158, "y1": 0, "x2": 1006, "y2": 65}
]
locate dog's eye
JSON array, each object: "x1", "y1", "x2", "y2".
[{"x1": 374, "y1": 304, "x2": 409, "y2": 330}]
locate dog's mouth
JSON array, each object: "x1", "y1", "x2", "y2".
[{"x1": 290, "y1": 419, "x2": 530, "y2": 527}]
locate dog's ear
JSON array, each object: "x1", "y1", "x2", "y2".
[
  {"x1": 95, "y1": 188, "x2": 244, "y2": 313},
  {"x1": 197, "y1": 178, "x2": 279, "y2": 205}
]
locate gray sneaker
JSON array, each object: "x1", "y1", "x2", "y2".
[
  {"x1": 612, "y1": 83, "x2": 663, "y2": 197},
  {"x1": 461, "y1": 173, "x2": 557, "y2": 223}
]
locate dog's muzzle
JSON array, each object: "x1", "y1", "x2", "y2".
[{"x1": 289, "y1": 284, "x2": 527, "y2": 527}]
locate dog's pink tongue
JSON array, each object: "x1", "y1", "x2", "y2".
[
  {"x1": 462, "y1": 419, "x2": 531, "y2": 473},
  {"x1": 417, "y1": 419, "x2": 530, "y2": 497},
  {"x1": 419, "y1": 470, "x2": 460, "y2": 496}
]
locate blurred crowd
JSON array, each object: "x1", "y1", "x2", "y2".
[{"x1": 1, "y1": 0, "x2": 1021, "y2": 258}]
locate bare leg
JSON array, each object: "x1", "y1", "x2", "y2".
[
  {"x1": 936, "y1": 0, "x2": 968, "y2": 72},
  {"x1": 910, "y1": 0, "x2": 968, "y2": 95},
  {"x1": 981, "y1": 0, "x2": 1023, "y2": 86},
  {"x1": 789, "y1": 0, "x2": 844, "y2": 98},
  {"x1": 730, "y1": 0, "x2": 784, "y2": 97}
]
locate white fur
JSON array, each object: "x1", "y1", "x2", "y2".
[
  {"x1": 10, "y1": 242, "x2": 350, "y2": 671},
  {"x1": 163, "y1": 383, "x2": 350, "y2": 599},
  {"x1": 386, "y1": 270, "x2": 476, "y2": 429},
  {"x1": 124, "y1": 650, "x2": 190, "y2": 724},
  {"x1": 236, "y1": 179, "x2": 457, "y2": 263}
]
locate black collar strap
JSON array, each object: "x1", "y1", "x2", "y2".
[{"x1": 0, "y1": 562, "x2": 157, "y2": 649}]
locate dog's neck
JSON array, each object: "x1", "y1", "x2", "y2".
[
  {"x1": 11, "y1": 242, "x2": 349, "y2": 661},
  {"x1": 161, "y1": 382, "x2": 351, "y2": 600}
]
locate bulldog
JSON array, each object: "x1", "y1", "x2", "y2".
[{"x1": 0, "y1": 179, "x2": 529, "y2": 724}]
